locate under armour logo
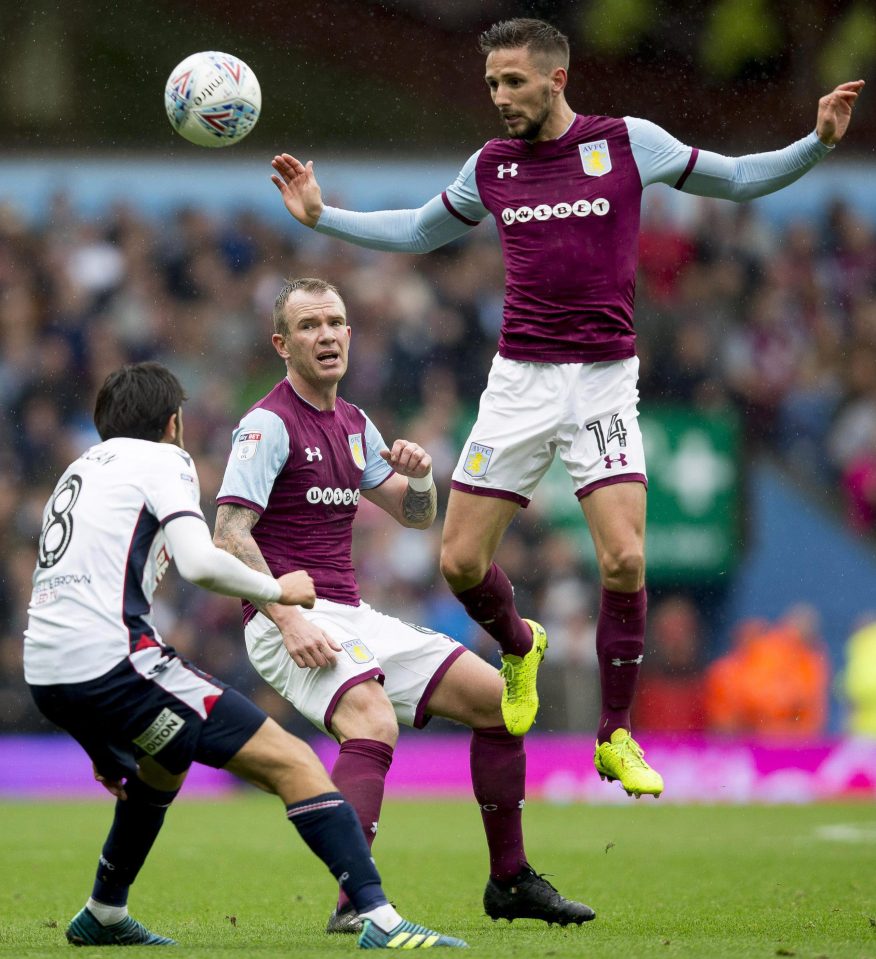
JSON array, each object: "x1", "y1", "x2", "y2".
[
  {"x1": 611, "y1": 655, "x2": 644, "y2": 666},
  {"x1": 305, "y1": 447, "x2": 322, "y2": 462},
  {"x1": 604, "y1": 453, "x2": 628, "y2": 469},
  {"x1": 370, "y1": 821, "x2": 378, "y2": 835},
  {"x1": 497, "y1": 163, "x2": 518, "y2": 178}
]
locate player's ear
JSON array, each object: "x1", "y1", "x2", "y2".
[
  {"x1": 161, "y1": 410, "x2": 179, "y2": 444},
  {"x1": 551, "y1": 66, "x2": 567, "y2": 94},
  {"x1": 272, "y1": 332, "x2": 290, "y2": 359}
]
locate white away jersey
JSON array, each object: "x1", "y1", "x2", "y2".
[{"x1": 24, "y1": 438, "x2": 205, "y2": 685}]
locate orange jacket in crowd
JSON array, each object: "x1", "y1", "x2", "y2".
[{"x1": 705, "y1": 618, "x2": 830, "y2": 737}]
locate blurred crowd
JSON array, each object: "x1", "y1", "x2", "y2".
[{"x1": 1, "y1": 186, "x2": 875, "y2": 738}]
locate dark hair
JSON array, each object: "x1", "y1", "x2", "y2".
[
  {"x1": 272, "y1": 276, "x2": 345, "y2": 336},
  {"x1": 478, "y1": 18, "x2": 570, "y2": 70},
  {"x1": 93, "y1": 362, "x2": 186, "y2": 442}
]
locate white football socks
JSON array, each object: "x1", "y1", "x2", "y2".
[
  {"x1": 359, "y1": 902, "x2": 403, "y2": 931},
  {"x1": 86, "y1": 898, "x2": 128, "y2": 926}
]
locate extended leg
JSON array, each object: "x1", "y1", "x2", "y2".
[
  {"x1": 440, "y1": 489, "x2": 547, "y2": 735},
  {"x1": 581, "y1": 482, "x2": 663, "y2": 798},
  {"x1": 225, "y1": 717, "x2": 466, "y2": 948},
  {"x1": 66, "y1": 757, "x2": 186, "y2": 947},
  {"x1": 326, "y1": 680, "x2": 398, "y2": 933},
  {"x1": 425, "y1": 652, "x2": 595, "y2": 925}
]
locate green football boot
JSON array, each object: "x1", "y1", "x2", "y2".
[
  {"x1": 594, "y1": 728, "x2": 664, "y2": 798},
  {"x1": 499, "y1": 620, "x2": 548, "y2": 736}
]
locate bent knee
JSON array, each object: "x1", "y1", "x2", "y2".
[
  {"x1": 439, "y1": 548, "x2": 490, "y2": 593},
  {"x1": 331, "y1": 682, "x2": 399, "y2": 746},
  {"x1": 599, "y1": 548, "x2": 645, "y2": 588}
]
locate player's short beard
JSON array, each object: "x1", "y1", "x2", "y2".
[{"x1": 509, "y1": 89, "x2": 552, "y2": 141}]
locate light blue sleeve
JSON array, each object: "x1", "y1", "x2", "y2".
[
  {"x1": 626, "y1": 116, "x2": 833, "y2": 200},
  {"x1": 443, "y1": 149, "x2": 489, "y2": 223},
  {"x1": 216, "y1": 408, "x2": 290, "y2": 513},
  {"x1": 313, "y1": 151, "x2": 485, "y2": 253},
  {"x1": 360, "y1": 413, "x2": 394, "y2": 491},
  {"x1": 625, "y1": 116, "x2": 693, "y2": 187}
]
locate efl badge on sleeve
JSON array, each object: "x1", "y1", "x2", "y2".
[
  {"x1": 579, "y1": 140, "x2": 612, "y2": 177},
  {"x1": 463, "y1": 442, "x2": 493, "y2": 478},
  {"x1": 236, "y1": 431, "x2": 262, "y2": 461},
  {"x1": 348, "y1": 433, "x2": 366, "y2": 470},
  {"x1": 342, "y1": 640, "x2": 374, "y2": 664}
]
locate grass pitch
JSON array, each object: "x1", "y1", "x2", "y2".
[{"x1": 0, "y1": 795, "x2": 874, "y2": 958}]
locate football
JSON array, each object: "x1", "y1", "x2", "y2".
[{"x1": 164, "y1": 51, "x2": 261, "y2": 147}]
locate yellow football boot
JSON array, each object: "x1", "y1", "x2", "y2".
[
  {"x1": 499, "y1": 620, "x2": 547, "y2": 736},
  {"x1": 593, "y1": 728, "x2": 664, "y2": 798}
]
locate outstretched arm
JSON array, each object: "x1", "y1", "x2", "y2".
[
  {"x1": 630, "y1": 81, "x2": 865, "y2": 202},
  {"x1": 362, "y1": 440, "x2": 437, "y2": 529},
  {"x1": 213, "y1": 504, "x2": 341, "y2": 668},
  {"x1": 271, "y1": 152, "x2": 483, "y2": 253},
  {"x1": 165, "y1": 515, "x2": 314, "y2": 606}
]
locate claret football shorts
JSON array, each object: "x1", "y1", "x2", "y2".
[
  {"x1": 451, "y1": 354, "x2": 647, "y2": 505},
  {"x1": 244, "y1": 599, "x2": 465, "y2": 734}
]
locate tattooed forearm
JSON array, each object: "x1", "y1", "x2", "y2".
[
  {"x1": 214, "y1": 505, "x2": 308, "y2": 625},
  {"x1": 401, "y1": 484, "x2": 437, "y2": 529},
  {"x1": 213, "y1": 505, "x2": 276, "y2": 613}
]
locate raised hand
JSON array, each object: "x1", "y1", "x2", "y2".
[
  {"x1": 380, "y1": 439, "x2": 432, "y2": 479},
  {"x1": 816, "y1": 80, "x2": 865, "y2": 146},
  {"x1": 270, "y1": 154, "x2": 325, "y2": 227}
]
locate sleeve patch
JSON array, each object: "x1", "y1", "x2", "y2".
[{"x1": 236, "y1": 431, "x2": 262, "y2": 460}]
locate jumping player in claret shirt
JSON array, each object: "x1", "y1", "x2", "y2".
[{"x1": 269, "y1": 18, "x2": 863, "y2": 798}]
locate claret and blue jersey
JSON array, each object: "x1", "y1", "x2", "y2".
[
  {"x1": 315, "y1": 114, "x2": 829, "y2": 364},
  {"x1": 217, "y1": 378, "x2": 393, "y2": 620}
]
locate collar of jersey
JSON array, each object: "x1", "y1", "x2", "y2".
[{"x1": 283, "y1": 377, "x2": 337, "y2": 416}]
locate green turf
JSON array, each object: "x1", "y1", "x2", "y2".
[{"x1": 1, "y1": 796, "x2": 874, "y2": 957}]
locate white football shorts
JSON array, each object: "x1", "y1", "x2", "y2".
[
  {"x1": 244, "y1": 599, "x2": 465, "y2": 734},
  {"x1": 451, "y1": 354, "x2": 647, "y2": 505}
]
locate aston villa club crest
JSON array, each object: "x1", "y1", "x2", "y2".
[
  {"x1": 348, "y1": 433, "x2": 366, "y2": 470},
  {"x1": 463, "y1": 442, "x2": 493, "y2": 478},
  {"x1": 342, "y1": 640, "x2": 374, "y2": 664},
  {"x1": 579, "y1": 140, "x2": 612, "y2": 177}
]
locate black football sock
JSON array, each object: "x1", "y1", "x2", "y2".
[
  {"x1": 91, "y1": 777, "x2": 179, "y2": 907},
  {"x1": 286, "y1": 791, "x2": 386, "y2": 914}
]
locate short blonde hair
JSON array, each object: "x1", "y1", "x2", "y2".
[{"x1": 272, "y1": 277, "x2": 344, "y2": 335}]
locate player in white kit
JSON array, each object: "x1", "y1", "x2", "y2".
[
  {"x1": 214, "y1": 278, "x2": 595, "y2": 932},
  {"x1": 24, "y1": 361, "x2": 466, "y2": 950}
]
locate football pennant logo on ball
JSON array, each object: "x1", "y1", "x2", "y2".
[{"x1": 463, "y1": 442, "x2": 493, "y2": 478}]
